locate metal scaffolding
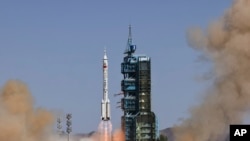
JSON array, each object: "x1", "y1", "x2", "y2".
[{"x1": 120, "y1": 25, "x2": 159, "y2": 141}]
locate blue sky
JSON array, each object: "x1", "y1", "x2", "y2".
[{"x1": 0, "y1": 0, "x2": 232, "y2": 133}]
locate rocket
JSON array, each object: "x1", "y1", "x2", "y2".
[{"x1": 101, "y1": 49, "x2": 111, "y2": 121}]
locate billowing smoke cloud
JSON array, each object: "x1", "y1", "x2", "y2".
[
  {"x1": 0, "y1": 80, "x2": 125, "y2": 141},
  {"x1": 173, "y1": 0, "x2": 250, "y2": 141},
  {"x1": 0, "y1": 80, "x2": 54, "y2": 141},
  {"x1": 112, "y1": 129, "x2": 125, "y2": 141}
]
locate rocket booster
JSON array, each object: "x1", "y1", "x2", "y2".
[{"x1": 101, "y1": 49, "x2": 111, "y2": 121}]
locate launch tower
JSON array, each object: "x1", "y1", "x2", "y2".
[{"x1": 120, "y1": 25, "x2": 159, "y2": 141}]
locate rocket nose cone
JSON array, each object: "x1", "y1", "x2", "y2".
[{"x1": 104, "y1": 54, "x2": 108, "y2": 60}]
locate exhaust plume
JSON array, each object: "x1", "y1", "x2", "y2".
[
  {"x1": 174, "y1": 0, "x2": 250, "y2": 141},
  {"x1": 76, "y1": 129, "x2": 124, "y2": 141},
  {"x1": 0, "y1": 80, "x2": 54, "y2": 141}
]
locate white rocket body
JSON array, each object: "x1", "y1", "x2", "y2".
[{"x1": 101, "y1": 50, "x2": 111, "y2": 121}]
